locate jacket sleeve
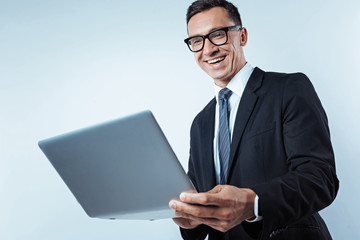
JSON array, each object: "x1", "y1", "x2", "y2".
[{"x1": 250, "y1": 73, "x2": 339, "y2": 238}]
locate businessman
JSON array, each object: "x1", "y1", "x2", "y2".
[{"x1": 169, "y1": 0, "x2": 339, "y2": 239}]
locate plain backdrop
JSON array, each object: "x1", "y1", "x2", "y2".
[{"x1": 1, "y1": 0, "x2": 359, "y2": 239}]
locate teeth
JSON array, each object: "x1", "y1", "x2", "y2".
[{"x1": 208, "y1": 57, "x2": 225, "y2": 64}]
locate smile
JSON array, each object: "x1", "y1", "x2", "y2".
[{"x1": 207, "y1": 57, "x2": 225, "y2": 64}]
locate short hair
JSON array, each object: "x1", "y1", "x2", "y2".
[{"x1": 186, "y1": 0, "x2": 242, "y2": 27}]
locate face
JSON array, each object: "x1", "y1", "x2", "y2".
[{"x1": 187, "y1": 7, "x2": 248, "y2": 87}]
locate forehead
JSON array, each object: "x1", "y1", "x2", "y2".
[{"x1": 187, "y1": 7, "x2": 234, "y2": 37}]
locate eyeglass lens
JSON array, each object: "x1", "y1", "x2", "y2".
[{"x1": 188, "y1": 29, "x2": 227, "y2": 52}]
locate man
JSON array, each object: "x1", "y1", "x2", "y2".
[{"x1": 169, "y1": 0, "x2": 339, "y2": 239}]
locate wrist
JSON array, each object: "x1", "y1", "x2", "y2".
[{"x1": 243, "y1": 188, "x2": 256, "y2": 220}]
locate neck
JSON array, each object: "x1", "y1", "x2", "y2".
[{"x1": 213, "y1": 61, "x2": 247, "y2": 88}]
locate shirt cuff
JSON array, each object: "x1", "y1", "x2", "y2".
[{"x1": 245, "y1": 194, "x2": 263, "y2": 223}]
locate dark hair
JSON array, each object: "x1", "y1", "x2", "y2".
[{"x1": 186, "y1": 0, "x2": 242, "y2": 27}]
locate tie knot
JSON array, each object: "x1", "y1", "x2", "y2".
[{"x1": 218, "y1": 88, "x2": 232, "y2": 101}]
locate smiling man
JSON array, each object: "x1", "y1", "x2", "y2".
[
  {"x1": 169, "y1": 0, "x2": 339, "y2": 239},
  {"x1": 186, "y1": 8, "x2": 246, "y2": 88}
]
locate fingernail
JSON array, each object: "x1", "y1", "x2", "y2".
[
  {"x1": 170, "y1": 201, "x2": 176, "y2": 209},
  {"x1": 180, "y1": 193, "x2": 186, "y2": 201}
]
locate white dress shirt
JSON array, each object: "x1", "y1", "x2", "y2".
[{"x1": 213, "y1": 63, "x2": 262, "y2": 221}]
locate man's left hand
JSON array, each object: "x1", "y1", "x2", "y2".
[{"x1": 169, "y1": 185, "x2": 256, "y2": 232}]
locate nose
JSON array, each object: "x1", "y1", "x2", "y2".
[{"x1": 202, "y1": 38, "x2": 218, "y2": 56}]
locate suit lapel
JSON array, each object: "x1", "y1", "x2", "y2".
[{"x1": 227, "y1": 67, "x2": 264, "y2": 182}]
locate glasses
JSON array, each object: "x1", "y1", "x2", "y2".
[{"x1": 184, "y1": 25, "x2": 242, "y2": 52}]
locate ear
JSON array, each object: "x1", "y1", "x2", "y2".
[{"x1": 240, "y1": 27, "x2": 248, "y2": 46}]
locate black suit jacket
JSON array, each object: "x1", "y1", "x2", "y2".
[{"x1": 181, "y1": 67, "x2": 339, "y2": 240}]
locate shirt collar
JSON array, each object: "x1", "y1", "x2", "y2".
[{"x1": 214, "y1": 62, "x2": 254, "y2": 102}]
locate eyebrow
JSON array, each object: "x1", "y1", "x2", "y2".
[{"x1": 188, "y1": 26, "x2": 227, "y2": 38}]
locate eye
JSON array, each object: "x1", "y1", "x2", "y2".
[
  {"x1": 211, "y1": 30, "x2": 226, "y2": 39},
  {"x1": 190, "y1": 37, "x2": 203, "y2": 46}
]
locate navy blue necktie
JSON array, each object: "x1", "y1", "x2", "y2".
[{"x1": 218, "y1": 88, "x2": 232, "y2": 184}]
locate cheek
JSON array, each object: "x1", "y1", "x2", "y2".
[
  {"x1": 229, "y1": 45, "x2": 242, "y2": 63},
  {"x1": 194, "y1": 53, "x2": 200, "y2": 64},
  {"x1": 194, "y1": 53, "x2": 204, "y2": 68}
]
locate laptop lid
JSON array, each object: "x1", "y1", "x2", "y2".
[{"x1": 38, "y1": 110, "x2": 195, "y2": 220}]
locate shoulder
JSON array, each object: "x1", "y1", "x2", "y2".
[
  {"x1": 262, "y1": 69, "x2": 311, "y2": 87},
  {"x1": 255, "y1": 68, "x2": 315, "y2": 96}
]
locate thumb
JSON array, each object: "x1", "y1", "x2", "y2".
[{"x1": 208, "y1": 184, "x2": 225, "y2": 194}]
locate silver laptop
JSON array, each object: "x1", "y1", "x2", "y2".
[{"x1": 38, "y1": 110, "x2": 195, "y2": 220}]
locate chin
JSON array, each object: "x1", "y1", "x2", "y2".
[{"x1": 208, "y1": 72, "x2": 228, "y2": 81}]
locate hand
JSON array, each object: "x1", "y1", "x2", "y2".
[
  {"x1": 169, "y1": 185, "x2": 256, "y2": 232},
  {"x1": 172, "y1": 217, "x2": 202, "y2": 229}
]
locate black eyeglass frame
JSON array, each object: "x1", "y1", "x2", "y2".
[{"x1": 184, "y1": 25, "x2": 242, "y2": 52}]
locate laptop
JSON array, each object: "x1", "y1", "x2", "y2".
[{"x1": 38, "y1": 110, "x2": 195, "y2": 220}]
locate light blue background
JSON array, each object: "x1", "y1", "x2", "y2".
[{"x1": 1, "y1": 0, "x2": 359, "y2": 239}]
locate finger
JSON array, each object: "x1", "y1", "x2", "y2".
[
  {"x1": 175, "y1": 211, "x2": 231, "y2": 232},
  {"x1": 170, "y1": 200, "x2": 218, "y2": 218},
  {"x1": 174, "y1": 204, "x2": 234, "y2": 222},
  {"x1": 172, "y1": 217, "x2": 200, "y2": 229},
  {"x1": 175, "y1": 210, "x2": 215, "y2": 223},
  {"x1": 180, "y1": 192, "x2": 221, "y2": 206}
]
